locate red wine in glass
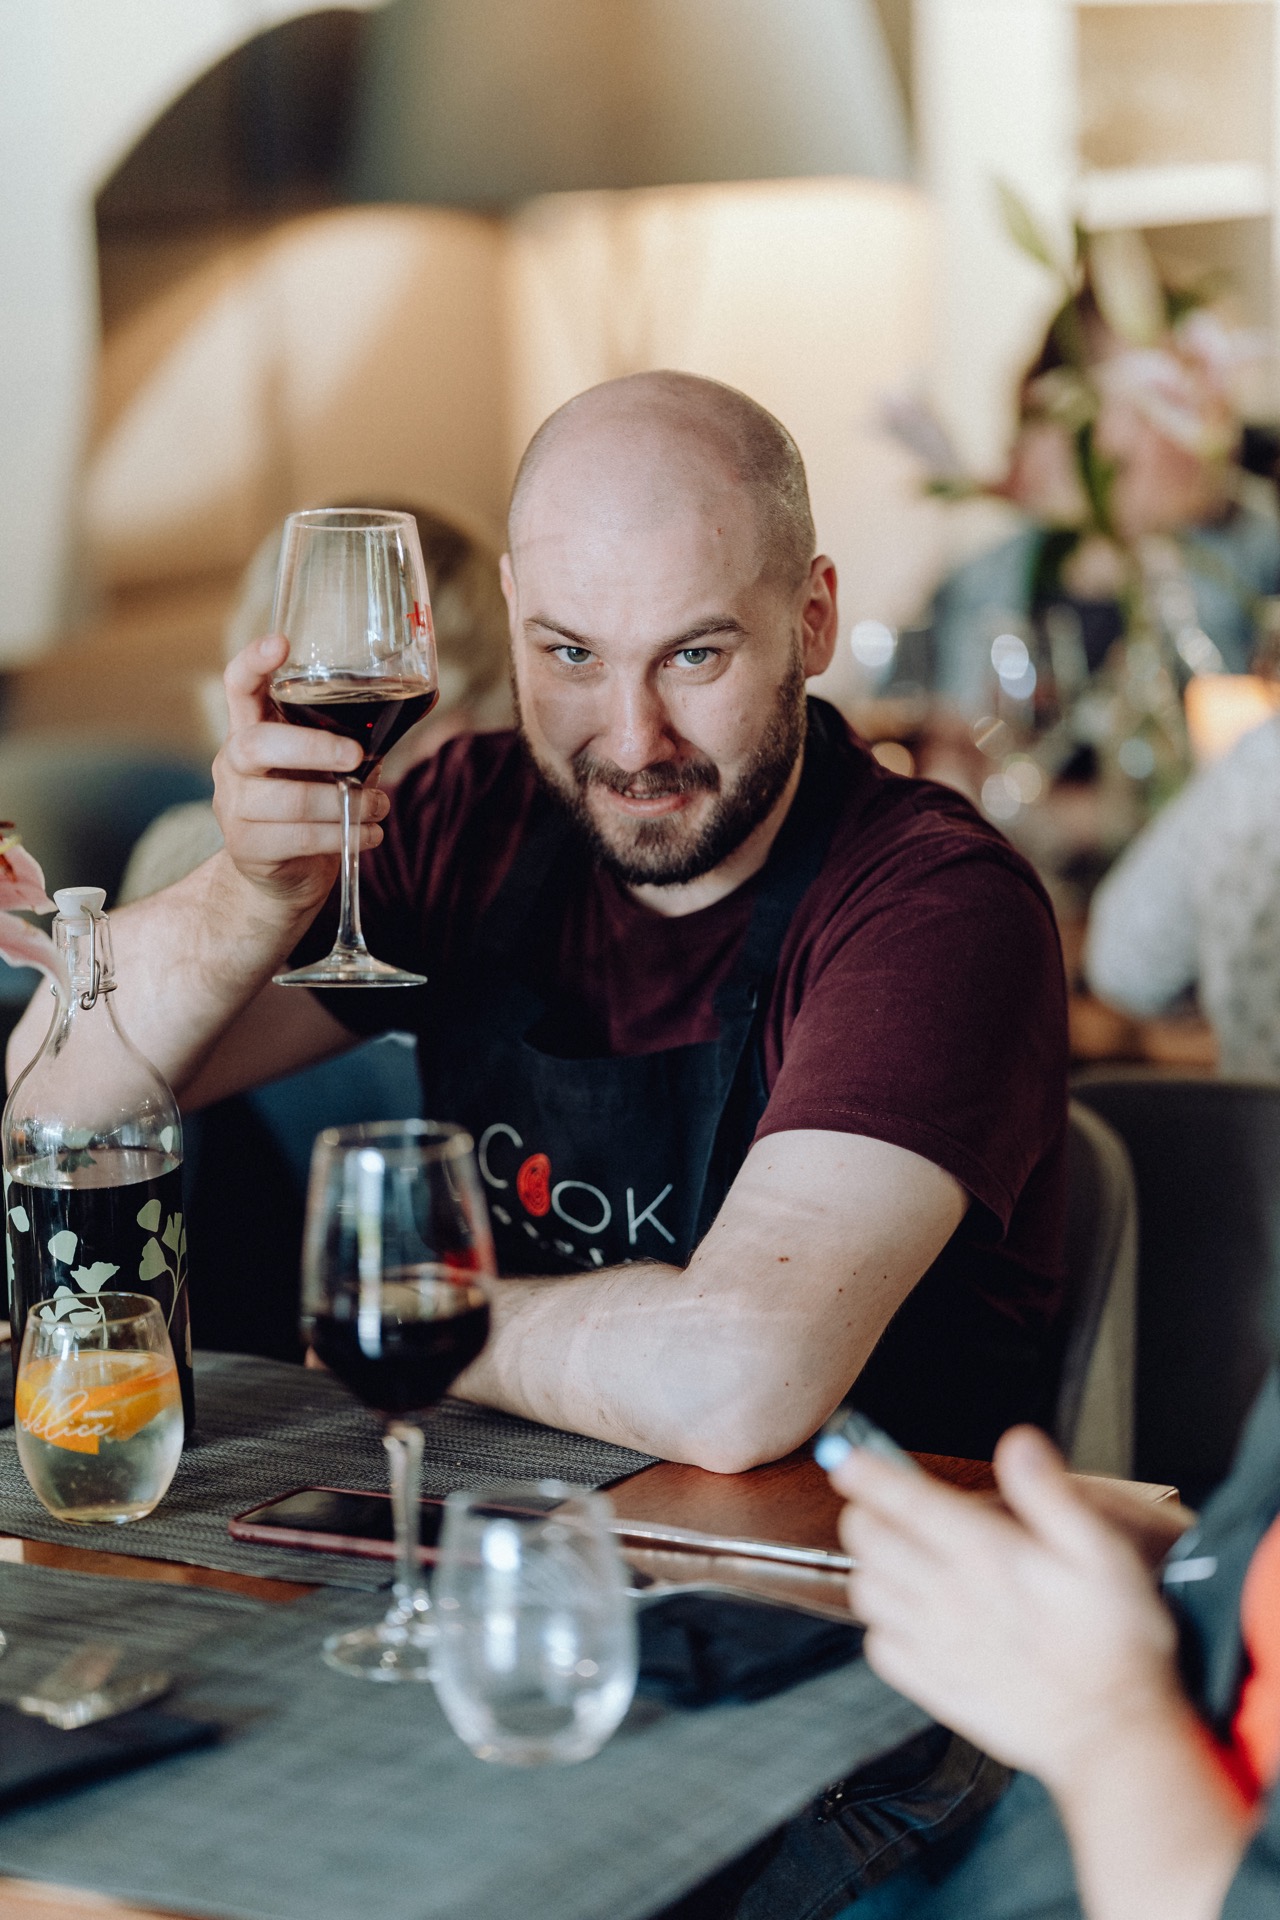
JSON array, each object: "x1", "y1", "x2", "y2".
[
  {"x1": 302, "y1": 1119, "x2": 496, "y2": 1680},
  {"x1": 272, "y1": 672, "x2": 439, "y2": 781},
  {"x1": 310, "y1": 1272, "x2": 490, "y2": 1418},
  {"x1": 268, "y1": 507, "x2": 437, "y2": 988}
]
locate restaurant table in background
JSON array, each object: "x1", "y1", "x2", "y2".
[{"x1": 1059, "y1": 915, "x2": 1216, "y2": 1070}]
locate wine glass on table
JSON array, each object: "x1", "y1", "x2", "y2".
[
  {"x1": 270, "y1": 507, "x2": 437, "y2": 987},
  {"x1": 302, "y1": 1120, "x2": 496, "y2": 1680}
]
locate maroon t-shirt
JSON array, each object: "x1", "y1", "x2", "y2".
[{"x1": 316, "y1": 718, "x2": 1069, "y2": 1351}]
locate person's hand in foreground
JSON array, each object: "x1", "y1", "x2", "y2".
[{"x1": 831, "y1": 1428, "x2": 1255, "y2": 1920}]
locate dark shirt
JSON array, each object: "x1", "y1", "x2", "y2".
[{"x1": 309, "y1": 720, "x2": 1070, "y2": 1370}]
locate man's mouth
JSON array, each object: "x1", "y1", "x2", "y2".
[{"x1": 598, "y1": 787, "x2": 697, "y2": 818}]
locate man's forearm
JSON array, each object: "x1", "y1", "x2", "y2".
[
  {"x1": 1049, "y1": 1696, "x2": 1253, "y2": 1920},
  {"x1": 453, "y1": 1131, "x2": 965, "y2": 1472},
  {"x1": 5, "y1": 851, "x2": 315, "y2": 1096},
  {"x1": 454, "y1": 1258, "x2": 850, "y2": 1473}
]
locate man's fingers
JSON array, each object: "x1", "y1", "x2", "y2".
[
  {"x1": 227, "y1": 820, "x2": 385, "y2": 863},
  {"x1": 223, "y1": 779, "x2": 391, "y2": 827},
  {"x1": 992, "y1": 1426, "x2": 1113, "y2": 1564},
  {"x1": 224, "y1": 635, "x2": 290, "y2": 730},
  {"x1": 222, "y1": 720, "x2": 363, "y2": 779}
]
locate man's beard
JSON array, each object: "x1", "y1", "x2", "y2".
[{"x1": 518, "y1": 654, "x2": 808, "y2": 887}]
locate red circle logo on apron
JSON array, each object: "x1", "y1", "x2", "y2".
[{"x1": 516, "y1": 1152, "x2": 552, "y2": 1217}]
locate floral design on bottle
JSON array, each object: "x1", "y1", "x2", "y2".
[
  {"x1": 32, "y1": 1229, "x2": 119, "y2": 1330},
  {"x1": 4, "y1": 1167, "x2": 23, "y2": 1308},
  {"x1": 136, "y1": 1197, "x2": 187, "y2": 1329}
]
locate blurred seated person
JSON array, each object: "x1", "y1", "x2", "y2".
[
  {"x1": 926, "y1": 233, "x2": 1280, "y2": 717},
  {"x1": 1085, "y1": 712, "x2": 1280, "y2": 1076},
  {"x1": 826, "y1": 1360, "x2": 1280, "y2": 1920},
  {"x1": 120, "y1": 503, "x2": 512, "y2": 902}
]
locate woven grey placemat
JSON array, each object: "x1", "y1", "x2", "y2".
[
  {"x1": 0, "y1": 1567, "x2": 929, "y2": 1920},
  {"x1": 0, "y1": 1562, "x2": 265, "y2": 1703},
  {"x1": 0, "y1": 1351, "x2": 658, "y2": 1591}
]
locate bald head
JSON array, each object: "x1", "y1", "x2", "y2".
[{"x1": 507, "y1": 372, "x2": 815, "y2": 594}]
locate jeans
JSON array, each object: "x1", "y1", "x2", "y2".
[
  {"x1": 837, "y1": 1772, "x2": 1082, "y2": 1920},
  {"x1": 655, "y1": 1727, "x2": 1015, "y2": 1920}
]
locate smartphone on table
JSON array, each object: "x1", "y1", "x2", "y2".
[{"x1": 229, "y1": 1486, "x2": 563, "y2": 1563}]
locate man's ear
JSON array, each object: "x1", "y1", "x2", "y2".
[
  {"x1": 499, "y1": 553, "x2": 518, "y2": 639},
  {"x1": 800, "y1": 557, "x2": 839, "y2": 678}
]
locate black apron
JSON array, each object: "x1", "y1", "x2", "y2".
[
  {"x1": 417, "y1": 699, "x2": 848, "y2": 1278},
  {"x1": 415, "y1": 698, "x2": 1056, "y2": 1456}
]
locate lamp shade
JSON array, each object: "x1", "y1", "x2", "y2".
[{"x1": 347, "y1": 0, "x2": 910, "y2": 207}]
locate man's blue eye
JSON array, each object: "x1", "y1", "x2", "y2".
[
  {"x1": 557, "y1": 646, "x2": 593, "y2": 665},
  {"x1": 675, "y1": 648, "x2": 712, "y2": 667}
]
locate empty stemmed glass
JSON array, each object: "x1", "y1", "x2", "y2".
[
  {"x1": 269, "y1": 507, "x2": 438, "y2": 988},
  {"x1": 301, "y1": 1121, "x2": 496, "y2": 1680}
]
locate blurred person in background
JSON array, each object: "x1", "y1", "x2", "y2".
[
  {"x1": 914, "y1": 226, "x2": 1280, "y2": 718},
  {"x1": 825, "y1": 1356, "x2": 1280, "y2": 1920},
  {"x1": 120, "y1": 503, "x2": 511, "y2": 902},
  {"x1": 1085, "y1": 711, "x2": 1280, "y2": 1077}
]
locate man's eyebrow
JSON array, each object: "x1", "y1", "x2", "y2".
[{"x1": 525, "y1": 616, "x2": 748, "y2": 648}]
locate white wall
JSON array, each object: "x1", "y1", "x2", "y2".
[
  {"x1": 0, "y1": 0, "x2": 384, "y2": 663},
  {"x1": 506, "y1": 181, "x2": 945, "y2": 706}
]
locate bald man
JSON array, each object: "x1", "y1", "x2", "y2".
[{"x1": 7, "y1": 373, "x2": 1068, "y2": 1471}]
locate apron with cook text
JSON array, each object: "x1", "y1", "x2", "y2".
[{"x1": 416, "y1": 699, "x2": 849, "y2": 1277}]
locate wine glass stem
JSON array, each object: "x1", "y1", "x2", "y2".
[
  {"x1": 335, "y1": 777, "x2": 371, "y2": 959},
  {"x1": 385, "y1": 1418, "x2": 428, "y2": 1620}
]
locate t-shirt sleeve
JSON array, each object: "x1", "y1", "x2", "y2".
[{"x1": 755, "y1": 845, "x2": 1068, "y2": 1233}]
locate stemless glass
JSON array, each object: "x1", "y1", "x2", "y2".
[
  {"x1": 302, "y1": 1121, "x2": 496, "y2": 1680},
  {"x1": 14, "y1": 1292, "x2": 183, "y2": 1524},
  {"x1": 270, "y1": 508, "x2": 438, "y2": 988},
  {"x1": 432, "y1": 1481, "x2": 638, "y2": 1764}
]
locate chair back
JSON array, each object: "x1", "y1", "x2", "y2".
[
  {"x1": 1072, "y1": 1073, "x2": 1280, "y2": 1505},
  {"x1": 1057, "y1": 1101, "x2": 1137, "y2": 1476}
]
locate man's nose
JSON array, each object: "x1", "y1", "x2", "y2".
[{"x1": 597, "y1": 676, "x2": 676, "y2": 772}]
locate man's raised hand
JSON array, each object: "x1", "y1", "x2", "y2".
[{"x1": 212, "y1": 636, "x2": 390, "y2": 912}]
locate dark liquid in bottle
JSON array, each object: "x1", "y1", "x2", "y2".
[
  {"x1": 5, "y1": 1149, "x2": 194, "y2": 1437},
  {"x1": 272, "y1": 673, "x2": 437, "y2": 778},
  {"x1": 310, "y1": 1273, "x2": 490, "y2": 1416}
]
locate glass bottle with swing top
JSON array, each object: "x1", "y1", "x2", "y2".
[{"x1": 2, "y1": 888, "x2": 193, "y2": 1435}]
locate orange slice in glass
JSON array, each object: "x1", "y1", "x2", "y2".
[{"x1": 16, "y1": 1352, "x2": 179, "y2": 1454}]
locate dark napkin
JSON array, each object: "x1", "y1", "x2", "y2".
[
  {"x1": 0, "y1": 1359, "x2": 12, "y2": 1429},
  {"x1": 0, "y1": 1702, "x2": 219, "y2": 1813},
  {"x1": 637, "y1": 1593, "x2": 863, "y2": 1709}
]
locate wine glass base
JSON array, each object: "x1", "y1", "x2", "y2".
[
  {"x1": 321, "y1": 1620, "x2": 436, "y2": 1682},
  {"x1": 273, "y1": 954, "x2": 427, "y2": 989}
]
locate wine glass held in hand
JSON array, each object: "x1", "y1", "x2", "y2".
[
  {"x1": 269, "y1": 508, "x2": 438, "y2": 988},
  {"x1": 301, "y1": 1121, "x2": 496, "y2": 1681}
]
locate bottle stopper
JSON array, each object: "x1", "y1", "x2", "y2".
[{"x1": 53, "y1": 887, "x2": 107, "y2": 922}]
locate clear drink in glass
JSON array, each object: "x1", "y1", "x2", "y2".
[{"x1": 15, "y1": 1292, "x2": 183, "y2": 1524}]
